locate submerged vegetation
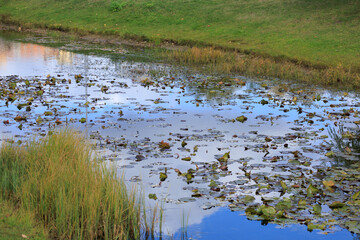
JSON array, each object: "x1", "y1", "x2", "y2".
[{"x1": 0, "y1": 130, "x2": 154, "y2": 239}]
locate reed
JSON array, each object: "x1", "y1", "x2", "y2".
[
  {"x1": 167, "y1": 47, "x2": 360, "y2": 89},
  {"x1": 0, "y1": 130, "x2": 152, "y2": 239}
]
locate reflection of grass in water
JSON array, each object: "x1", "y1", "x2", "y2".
[
  {"x1": 329, "y1": 126, "x2": 360, "y2": 153},
  {"x1": 0, "y1": 130, "x2": 159, "y2": 239},
  {"x1": 329, "y1": 126, "x2": 360, "y2": 168},
  {"x1": 180, "y1": 211, "x2": 189, "y2": 240}
]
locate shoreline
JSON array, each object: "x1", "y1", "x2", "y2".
[{"x1": 1, "y1": 21, "x2": 360, "y2": 90}]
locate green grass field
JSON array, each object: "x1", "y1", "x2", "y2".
[{"x1": 0, "y1": 0, "x2": 359, "y2": 70}]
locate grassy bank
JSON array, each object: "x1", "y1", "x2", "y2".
[
  {"x1": 0, "y1": 131, "x2": 152, "y2": 239},
  {"x1": 0, "y1": 0, "x2": 359, "y2": 70}
]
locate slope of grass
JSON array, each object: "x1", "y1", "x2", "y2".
[
  {"x1": 0, "y1": 0, "x2": 359, "y2": 70},
  {"x1": 0, "y1": 130, "x2": 151, "y2": 240}
]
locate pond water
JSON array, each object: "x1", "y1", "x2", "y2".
[{"x1": 0, "y1": 31, "x2": 359, "y2": 239}]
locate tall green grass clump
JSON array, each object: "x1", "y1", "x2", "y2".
[{"x1": 0, "y1": 130, "x2": 146, "y2": 239}]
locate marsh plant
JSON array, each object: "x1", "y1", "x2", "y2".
[
  {"x1": 167, "y1": 47, "x2": 360, "y2": 89},
  {"x1": 0, "y1": 130, "x2": 159, "y2": 239},
  {"x1": 329, "y1": 126, "x2": 360, "y2": 155}
]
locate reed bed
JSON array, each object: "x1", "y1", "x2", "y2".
[
  {"x1": 0, "y1": 130, "x2": 150, "y2": 239},
  {"x1": 168, "y1": 47, "x2": 360, "y2": 89}
]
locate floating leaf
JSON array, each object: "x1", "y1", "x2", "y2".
[
  {"x1": 329, "y1": 201, "x2": 345, "y2": 209},
  {"x1": 323, "y1": 180, "x2": 335, "y2": 192},
  {"x1": 276, "y1": 198, "x2": 291, "y2": 210},
  {"x1": 160, "y1": 172, "x2": 167, "y2": 181},
  {"x1": 325, "y1": 151, "x2": 335, "y2": 158},
  {"x1": 14, "y1": 116, "x2": 26, "y2": 122},
  {"x1": 148, "y1": 193, "x2": 157, "y2": 200},
  {"x1": 218, "y1": 152, "x2": 230, "y2": 163},
  {"x1": 312, "y1": 204, "x2": 322, "y2": 215},
  {"x1": 159, "y1": 140, "x2": 170, "y2": 150},
  {"x1": 307, "y1": 223, "x2": 325, "y2": 231},
  {"x1": 307, "y1": 184, "x2": 319, "y2": 197},
  {"x1": 280, "y1": 181, "x2": 287, "y2": 191},
  {"x1": 260, "y1": 205, "x2": 276, "y2": 218},
  {"x1": 36, "y1": 116, "x2": 43, "y2": 124},
  {"x1": 236, "y1": 115, "x2": 247, "y2": 123},
  {"x1": 209, "y1": 180, "x2": 218, "y2": 188},
  {"x1": 298, "y1": 199, "x2": 307, "y2": 209},
  {"x1": 352, "y1": 191, "x2": 360, "y2": 200},
  {"x1": 260, "y1": 99, "x2": 269, "y2": 105}
]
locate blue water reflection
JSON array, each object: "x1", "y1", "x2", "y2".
[{"x1": 174, "y1": 208, "x2": 354, "y2": 240}]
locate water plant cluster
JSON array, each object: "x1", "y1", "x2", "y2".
[
  {"x1": 168, "y1": 47, "x2": 360, "y2": 89},
  {"x1": 0, "y1": 131, "x2": 153, "y2": 239}
]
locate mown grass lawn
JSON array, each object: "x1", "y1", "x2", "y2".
[{"x1": 0, "y1": 0, "x2": 359, "y2": 69}]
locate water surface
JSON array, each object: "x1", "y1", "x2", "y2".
[{"x1": 1, "y1": 31, "x2": 359, "y2": 239}]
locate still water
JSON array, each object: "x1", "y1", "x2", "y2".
[{"x1": 0, "y1": 31, "x2": 359, "y2": 239}]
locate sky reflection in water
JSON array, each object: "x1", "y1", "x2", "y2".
[{"x1": 0, "y1": 33, "x2": 359, "y2": 239}]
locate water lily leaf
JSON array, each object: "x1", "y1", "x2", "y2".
[
  {"x1": 307, "y1": 184, "x2": 319, "y2": 197},
  {"x1": 298, "y1": 199, "x2": 307, "y2": 209},
  {"x1": 209, "y1": 180, "x2": 218, "y2": 188},
  {"x1": 260, "y1": 99, "x2": 268, "y2": 105},
  {"x1": 8, "y1": 82, "x2": 16, "y2": 89},
  {"x1": 218, "y1": 152, "x2": 230, "y2": 163},
  {"x1": 260, "y1": 205, "x2": 276, "y2": 218},
  {"x1": 307, "y1": 223, "x2": 325, "y2": 231},
  {"x1": 241, "y1": 195, "x2": 255, "y2": 204},
  {"x1": 186, "y1": 173, "x2": 193, "y2": 181},
  {"x1": 160, "y1": 172, "x2": 167, "y2": 181},
  {"x1": 325, "y1": 151, "x2": 335, "y2": 157},
  {"x1": 329, "y1": 201, "x2": 345, "y2": 209},
  {"x1": 158, "y1": 140, "x2": 170, "y2": 150},
  {"x1": 276, "y1": 198, "x2": 291, "y2": 210},
  {"x1": 236, "y1": 115, "x2": 247, "y2": 123},
  {"x1": 345, "y1": 221, "x2": 360, "y2": 234},
  {"x1": 14, "y1": 116, "x2": 26, "y2": 122},
  {"x1": 181, "y1": 140, "x2": 187, "y2": 148},
  {"x1": 36, "y1": 116, "x2": 43, "y2": 124},
  {"x1": 312, "y1": 204, "x2": 322, "y2": 215},
  {"x1": 323, "y1": 180, "x2": 335, "y2": 192},
  {"x1": 148, "y1": 193, "x2": 157, "y2": 200},
  {"x1": 352, "y1": 191, "x2": 360, "y2": 200},
  {"x1": 182, "y1": 157, "x2": 191, "y2": 161}
]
